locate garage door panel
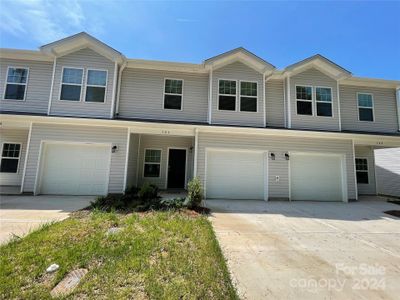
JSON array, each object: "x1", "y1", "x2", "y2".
[
  {"x1": 290, "y1": 153, "x2": 343, "y2": 201},
  {"x1": 206, "y1": 150, "x2": 265, "y2": 200},
  {"x1": 40, "y1": 143, "x2": 110, "y2": 195}
]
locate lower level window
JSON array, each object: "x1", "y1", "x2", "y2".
[
  {"x1": 355, "y1": 158, "x2": 369, "y2": 184},
  {"x1": 0, "y1": 143, "x2": 21, "y2": 173},
  {"x1": 144, "y1": 149, "x2": 161, "y2": 177}
]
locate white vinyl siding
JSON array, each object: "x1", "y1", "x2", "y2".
[
  {"x1": 265, "y1": 79, "x2": 285, "y2": 127},
  {"x1": 355, "y1": 146, "x2": 376, "y2": 195},
  {"x1": 290, "y1": 68, "x2": 340, "y2": 131},
  {"x1": 197, "y1": 132, "x2": 356, "y2": 200},
  {"x1": 136, "y1": 135, "x2": 194, "y2": 189},
  {"x1": 22, "y1": 123, "x2": 127, "y2": 194},
  {"x1": 340, "y1": 85, "x2": 398, "y2": 133},
  {"x1": 0, "y1": 128, "x2": 28, "y2": 186},
  {"x1": 375, "y1": 148, "x2": 400, "y2": 197},
  {"x1": 50, "y1": 48, "x2": 115, "y2": 118},
  {"x1": 0, "y1": 59, "x2": 53, "y2": 114},
  {"x1": 119, "y1": 68, "x2": 208, "y2": 122},
  {"x1": 212, "y1": 62, "x2": 264, "y2": 127}
]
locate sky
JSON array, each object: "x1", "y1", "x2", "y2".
[{"x1": 0, "y1": 0, "x2": 399, "y2": 80}]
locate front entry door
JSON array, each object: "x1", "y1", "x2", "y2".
[{"x1": 167, "y1": 149, "x2": 186, "y2": 189}]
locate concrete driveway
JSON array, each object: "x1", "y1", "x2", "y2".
[
  {"x1": 0, "y1": 195, "x2": 93, "y2": 245},
  {"x1": 207, "y1": 197, "x2": 400, "y2": 300}
]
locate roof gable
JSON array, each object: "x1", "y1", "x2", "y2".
[
  {"x1": 285, "y1": 54, "x2": 351, "y2": 80},
  {"x1": 204, "y1": 47, "x2": 275, "y2": 74},
  {"x1": 40, "y1": 32, "x2": 125, "y2": 63}
]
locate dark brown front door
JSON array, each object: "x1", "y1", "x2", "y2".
[{"x1": 167, "y1": 149, "x2": 186, "y2": 189}]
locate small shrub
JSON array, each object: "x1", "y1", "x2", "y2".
[
  {"x1": 160, "y1": 197, "x2": 186, "y2": 210},
  {"x1": 138, "y1": 183, "x2": 160, "y2": 201},
  {"x1": 90, "y1": 195, "x2": 125, "y2": 211},
  {"x1": 187, "y1": 177, "x2": 203, "y2": 208},
  {"x1": 125, "y1": 186, "x2": 139, "y2": 197}
]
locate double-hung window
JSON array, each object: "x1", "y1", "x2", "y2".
[
  {"x1": 0, "y1": 143, "x2": 21, "y2": 173},
  {"x1": 164, "y1": 79, "x2": 183, "y2": 110},
  {"x1": 218, "y1": 80, "x2": 236, "y2": 111},
  {"x1": 240, "y1": 81, "x2": 257, "y2": 112},
  {"x1": 355, "y1": 158, "x2": 369, "y2": 184},
  {"x1": 4, "y1": 67, "x2": 28, "y2": 100},
  {"x1": 358, "y1": 93, "x2": 374, "y2": 122},
  {"x1": 296, "y1": 86, "x2": 313, "y2": 115},
  {"x1": 144, "y1": 149, "x2": 161, "y2": 177},
  {"x1": 60, "y1": 68, "x2": 83, "y2": 101},
  {"x1": 85, "y1": 70, "x2": 107, "y2": 103},
  {"x1": 316, "y1": 87, "x2": 332, "y2": 117}
]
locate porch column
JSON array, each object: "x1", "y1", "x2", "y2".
[
  {"x1": 193, "y1": 128, "x2": 199, "y2": 177},
  {"x1": 20, "y1": 122, "x2": 33, "y2": 193}
]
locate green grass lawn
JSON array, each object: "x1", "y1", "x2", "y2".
[{"x1": 0, "y1": 210, "x2": 237, "y2": 299}]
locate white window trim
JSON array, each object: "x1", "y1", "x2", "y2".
[
  {"x1": 355, "y1": 157, "x2": 369, "y2": 184},
  {"x1": 0, "y1": 142, "x2": 22, "y2": 174},
  {"x1": 217, "y1": 78, "x2": 237, "y2": 111},
  {"x1": 239, "y1": 80, "x2": 258, "y2": 113},
  {"x1": 3, "y1": 66, "x2": 29, "y2": 101},
  {"x1": 315, "y1": 86, "x2": 334, "y2": 118},
  {"x1": 59, "y1": 66, "x2": 84, "y2": 102},
  {"x1": 84, "y1": 68, "x2": 108, "y2": 104},
  {"x1": 143, "y1": 148, "x2": 162, "y2": 178},
  {"x1": 357, "y1": 92, "x2": 375, "y2": 122},
  {"x1": 162, "y1": 78, "x2": 184, "y2": 111},
  {"x1": 295, "y1": 85, "x2": 314, "y2": 116}
]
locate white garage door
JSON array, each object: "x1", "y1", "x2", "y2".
[
  {"x1": 39, "y1": 143, "x2": 110, "y2": 195},
  {"x1": 290, "y1": 153, "x2": 344, "y2": 201},
  {"x1": 206, "y1": 150, "x2": 265, "y2": 200}
]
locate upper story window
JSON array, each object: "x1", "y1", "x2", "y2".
[
  {"x1": 4, "y1": 67, "x2": 29, "y2": 101},
  {"x1": 218, "y1": 79, "x2": 236, "y2": 111},
  {"x1": 240, "y1": 81, "x2": 257, "y2": 112},
  {"x1": 144, "y1": 149, "x2": 161, "y2": 177},
  {"x1": 0, "y1": 143, "x2": 21, "y2": 173},
  {"x1": 85, "y1": 70, "x2": 107, "y2": 103},
  {"x1": 60, "y1": 67, "x2": 83, "y2": 101},
  {"x1": 357, "y1": 93, "x2": 374, "y2": 122},
  {"x1": 164, "y1": 79, "x2": 183, "y2": 110},
  {"x1": 296, "y1": 86, "x2": 313, "y2": 115},
  {"x1": 355, "y1": 158, "x2": 369, "y2": 184},
  {"x1": 316, "y1": 87, "x2": 332, "y2": 117}
]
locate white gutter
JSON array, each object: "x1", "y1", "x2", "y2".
[
  {"x1": 115, "y1": 61, "x2": 127, "y2": 115},
  {"x1": 208, "y1": 68, "x2": 213, "y2": 124},
  {"x1": 47, "y1": 56, "x2": 57, "y2": 115},
  {"x1": 20, "y1": 122, "x2": 33, "y2": 193},
  {"x1": 396, "y1": 87, "x2": 400, "y2": 131},
  {"x1": 110, "y1": 60, "x2": 119, "y2": 118}
]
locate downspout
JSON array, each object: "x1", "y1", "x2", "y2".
[
  {"x1": 287, "y1": 75, "x2": 292, "y2": 128},
  {"x1": 396, "y1": 87, "x2": 400, "y2": 131},
  {"x1": 110, "y1": 60, "x2": 119, "y2": 118},
  {"x1": 115, "y1": 61, "x2": 127, "y2": 115},
  {"x1": 208, "y1": 68, "x2": 213, "y2": 124},
  {"x1": 47, "y1": 56, "x2": 57, "y2": 115},
  {"x1": 337, "y1": 80, "x2": 342, "y2": 131},
  {"x1": 263, "y1": 72, "x2": 267, "y2": 127}
]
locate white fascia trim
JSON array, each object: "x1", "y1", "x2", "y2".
[
  {"x1": 396, "y1": 87, "x2": 400, "y2": 131},
  {"x1": 337, "y1": 81, "x2": 342, "y2": 131},
  {"x1": 193, "y1": 128, "x2": 199, "y2": 176},
  {"x1": 115, "y1": 61, "x2": 127, "y2": 115},
  {"x1": 20, "y1": 122, "x2": 33, "y2": 193},
  {"x1": 123, "y1": 127, "x2": 130, "y2": 192},
  {"x1": 110, "y1": 61, "x2": 118, "y2": 118},
  {"x1": 287, "y1": 76, "x2": 291, "y2": 128},
  {"x1": 47, "y1": 56, "x2": 57, "y2": 115},
  {"x1": 208, "y1": 69, "x2": 213, "y2": 124}
]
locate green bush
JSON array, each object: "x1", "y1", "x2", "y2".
[
  {"x1": 186, "y1": 177, "x2": 203, "y2": 208},
  {"x1": 160, "y1": 197, "x2": 186, "y2": 209},
  {"x1": 138, "y1": 183, "x2": 160, "y2": 201}
]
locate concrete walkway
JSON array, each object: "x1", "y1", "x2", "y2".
[
  {"x1": 0, "y1": 195, "x2": 93, "y2": 245},
  {"x1": 207, "y1": 197, "x2": 400, "y2": 300}
]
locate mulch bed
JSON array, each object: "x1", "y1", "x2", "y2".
[{"x1": 384, "y1": 210, "x2": 400, "y2": 218}]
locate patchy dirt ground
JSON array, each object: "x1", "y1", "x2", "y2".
[{"x1": 207, "y1": 198, "x2": 400, "y2": 300}]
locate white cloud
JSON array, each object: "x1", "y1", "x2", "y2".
[{"x1": 0, "y1": 0, "x2": 104, "y2": 44}]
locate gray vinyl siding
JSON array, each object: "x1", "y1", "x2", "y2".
[
  {"x1": 355, "y1": 146, "x2": 376, "y2": 195},
  {"x1": 211, "y1": 62, "x2": 264, "y2": 127},
  {"x1": 197, "y1": 132, "x2": 356, "y2": 200},
  {"x1": 375, "y1": 148, "x2": 400, "y2": 197},
  {"x1": 49, "y1": 48, "x2": 115, "y2": 118},
  {"x1": 23, "y1": 123, "x2": 127, "y2": 194},
  {"x1": 119, "y1": 68, "x2": 208, "y2": 122},
  {"x1": 136, "y1": 134, "x2": 194, "y2": 189},
  {"x1": 126, "y1": 133, "x2": 140, "y2": 188},
  {"x1": 290, "y1": 68, "x2": 340, "y2": 131},
  {"x1": 340, "y1": 85, "x2": 398, "y2": 133},
  {"x1": 0, "y1": 128, "x2": 29, "y2": 186},
  {"x1": 265, "y1": 79, "x2": 285, "y2": 127},
  {"x1": 0, "y1": 59, "x2": 52, "y2": 114}
]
